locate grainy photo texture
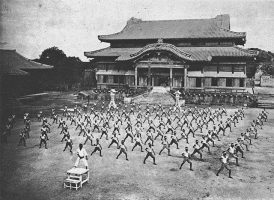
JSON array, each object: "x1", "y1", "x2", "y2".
[{"x1": 1, "y1": 0, "x2": 274, "y2": 199}]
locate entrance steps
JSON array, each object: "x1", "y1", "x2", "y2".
[
  {"x1": 257, "y1": 94, "x2": 274, "y2": 109},
  {"x1": 133, "y1": 88, "x2": 175, "y2": 106},
  {"x1": 151, "y1": 86, "x2": 170, "y2": 93}
]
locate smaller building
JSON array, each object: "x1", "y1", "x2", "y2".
[{"x1": 0, "y1": 49, "x2": 53, "y2": 96}]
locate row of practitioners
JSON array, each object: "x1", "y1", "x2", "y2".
[{"x1": 5, "y1": 103, "x2": 267, "y2": 179}]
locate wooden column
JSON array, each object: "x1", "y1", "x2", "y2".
[
  {"x1": 148, "y1": 63, "x2": 151, "y2": 88},
  {"x1": 170, "y1": 68, "x2": 173, "y2": 89},
  {"x1": 184, "y1": 67, "x2": 187, "y2": 91},
  {"x1": 135, "y1": 66, "x2": 138, "y2": 89}
]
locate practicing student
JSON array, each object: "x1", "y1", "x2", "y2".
[
  {"x1": 39, "y1": 132, "x2": 48, "y2": 149},
  {"x1": 18, "y1": 129, "x2": 26, "y2": 147},
  {"x1": 159, "y1": 136, "x2": 171, "y2": 156},
  {"x1": 63, "y1": 135, "x2": 73, "y2": 153},
  {"x1": 216, "y1": 151, "x2": 232, "y2": 178},
  {"x1": 132, "y1": 133, "x2": 144, "y2": 152},
  {"x1": 90, "y1": 138, "x2": 103, "y2": 157},
  {"x1": 116, "y1": 140, "x2": 129, "y2": 161},
  {"x1": 143, "y1": 143, "x2": 157, "y2": 165},
  {"x1": 191, "y1": 140, "x2": 202, "y2": 160},
  {"x1": 179, "y1": 147, "x2": 193, "y2": 171}
]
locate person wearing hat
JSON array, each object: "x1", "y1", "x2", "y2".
[
  {"x1": 74, "y1": 143, "x2": 88, "y2": 169},
  {"x1": 216, "y1": 151, "x2": 232, "y2": 178},
  {"x1": 143, "y1": 143, "x2": 157, "y2": 165},
  {"x1": 159, "y1": 136, "x2": 171, "y2": 156},
  {"x1": 179, "y1": 147, "x2": 193, "y2": 171}
]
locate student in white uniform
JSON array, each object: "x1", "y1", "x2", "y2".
[
  {"x1": 74, "y1": 144, "x2": 88, "y2": 169},
  {"x1": 216, "y1": 151, "x2": 232, "y2": 178}
]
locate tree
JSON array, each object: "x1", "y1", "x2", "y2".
[
  {"x1": 261, "y1": 62, "x2": 274, "y2": 76},
  {"x1": 34, "y1": 47, "x2": 84, "y2": 89},
  {"x1": 39, "y1": 47, "x2": 67, "y2": 66}
]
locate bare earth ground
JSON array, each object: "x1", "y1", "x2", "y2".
[{"x1": 1, "y1": 102, "x2": 274, "y2": 200}]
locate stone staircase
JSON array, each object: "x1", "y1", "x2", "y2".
[
  {"x1": 151, "y1": 86, "x2": 170, "y2": 93},
  {"x1": 257, "y1": 94, "x2": 274, "y2": 109},
  {"x1": 133, "y1": 87, "x2": 175, "y2": 106}
]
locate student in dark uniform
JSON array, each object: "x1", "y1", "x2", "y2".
[
  {"x1": 200, "y1": 136, "x2": 211, "y2": 153},
  {"x1": 169, "y1": 132, "x2": 179, "y2": 149},
  {"x1": 124, "y1": 128, "x2": 134, "y2": 143},
  {"x1": 100, "y1": 125, "x2": 109, "y2": 140},
  {"x1": 143, "y1": 143, "x2": 157, "y2": 165},
  {"x1": 63, "y1": 135, "x2": 73, "y2": 153},
  {"x1": 18, "y1": 129, "x2": 26, "y2": 147},
  {"x1": 235, "y1": 139, "x2": 245, "y2": 158},
  {"x1": 116, "y1": 140, "x2": 129, "y2": 161},
  {"x1": 61, "y1": 129, "x2": 70, "y2": 142},
  {"x1": 108, "y1": 133, "x2": 119, "y2": 149},
  {"x1": 39, "y1": 132, "x2": 48, "y2": 149},
  {"x1": 179, "y1": 147, "x2": 193, "y2": 171},
  {"x1": 191, "y1": 140, "x2": 202, "y2": 160},
  {"x1": 90, "y1": 138, "x2": 102, "y2": 157}
]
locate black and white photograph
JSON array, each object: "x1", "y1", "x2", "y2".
[{"x1": 1, "y1": 0, "x2": 274, "y2": 199}]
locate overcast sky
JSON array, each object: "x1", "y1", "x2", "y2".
[{"x1": 1, "y1": 0, "x2": 274, "y2": 61}]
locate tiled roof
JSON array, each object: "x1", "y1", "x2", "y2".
[
  {"x1": 98, "y1": 15, "x2": 245, "y2": 41},
  {"x1": 0, "y1": 49, "x2": 53, "y2": 76},
  {"x1": 84, "y1": 46, "x2": 255, "y2": 62}
]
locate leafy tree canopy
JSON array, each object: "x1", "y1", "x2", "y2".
[{"x1": 39, "y1": 46, "x2": 67, "y2": 66}]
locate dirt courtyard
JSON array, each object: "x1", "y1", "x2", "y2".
[{"x1": 1, "y1": 104, "x2": 274, "y2": 200}]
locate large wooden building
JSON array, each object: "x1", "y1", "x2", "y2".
[{"x1": 84, "y1": 15, "x2": 255, "y2": 89}]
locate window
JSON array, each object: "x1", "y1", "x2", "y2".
[
  {"x1": 196, "y1": 78, "x2": 202, "y2": 87},
  {"x1": 226, "y1": 78, "x2": 233, "y2": 87},
  {"x1": 204, "y1": 66, "x2": 217, "y2": 72},
  {"x1": 114, "y1": 76, "x2": 119, "y2": 83},
  {"x1": 119, "y1": 76, "x2": 125, "y2": 84},
  {"x1": 103, "y1": 75, "x2": 108, "y2": 83},
  {"x1": 212, "y1": 78, "x2": 218, "y2": 86},
  {"x1": 240, "y1": 79, "x2": 245, "y2": 87}
]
